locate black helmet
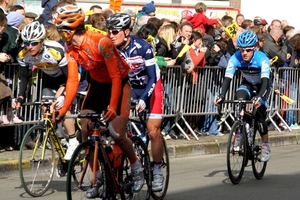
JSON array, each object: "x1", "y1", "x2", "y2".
[{"x1": 106, "y1": 13, "x2": 131, "y2": 30}]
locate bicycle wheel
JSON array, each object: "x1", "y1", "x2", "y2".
[
  {"x1": 226, "y1": 121, "x2": 246, "y2": 184},
  {"x1": 19, "y1": 125, "x2": 55, "y2": 197},
  {"x1": 251, "y1": 128, "x2": 267, "y2": 179},
  {"x1": 66, "y1": 140, "x2": 106, "y2": 200},
  {"x1": 131, "y1": 136, "x2": 151, "y2": 200},
  {"x1": 151, "y1": 135, "x2": 170, "y2": 200}
]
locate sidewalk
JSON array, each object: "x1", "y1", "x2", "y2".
[{"x1": 1, "y1": 130, "x2": 299, "y2": 177}]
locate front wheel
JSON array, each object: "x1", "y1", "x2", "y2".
[
  {"x1": 66, "y1": 140, "x2": 105, "y2": 200},
  {"x1": 19, "y1": 125, "x2": 55, "y2": 197},
  {"x1": 251, "y1": 128, "x2": 267, "y2": 179},
  {"x1": 226, "y1": 121, "x2": 246, "y2": 184},
  {"x1": 151, "y1": 135, "x2": 170, "y2": 200}
]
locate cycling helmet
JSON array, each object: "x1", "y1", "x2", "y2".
[
  {"x1": 21, "y1": 21, "x2": 46, "y2": 41},
  {"x1": 106, "y1": 13, "x2": 131, "y2": 30},
  {"x1": 54, "y1": 5, "x2": 85, "y2": 29},
  {"x1": 237, "y1": 30, "x2": 258, "y2": 48},
  {"x1": 254, "y1": 19, "x2": 268, "y2": 26}
]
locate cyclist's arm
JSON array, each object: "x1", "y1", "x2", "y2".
[
  {"x1": 139, "y1": 47, "x2": 157, "y2": 103},
  {"x1": 58, "y1": 54, "x2": 78, "y2": 117},
  {"x1": 100, "y1": 38, "x2": 123, "y2": 111},
  {"x1": 18, "y1": 66, "x2": 29, "y2": 99},
  {"x1": 220, "y1": 55, "x2": 238, "y2": 97},
  {"x1": 258, "y1": 57, "x2": 271, "y2": 97}
]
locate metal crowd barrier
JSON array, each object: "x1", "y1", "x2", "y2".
[{"x1": 1, "y1": 63, "x2": 298, "y2": 142}]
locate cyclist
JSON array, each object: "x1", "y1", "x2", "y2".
[
  {"x1": 16, "y1": 21, "x2": 82, "y2": 161},
  {"x1": 54, "y1": 6, "x2": 144, "y2": 198},
  {"x1": 106, "y1": 13, "x2": 165, "y2": 192},
  {"x1": 214, "y1": 30, "x2": 271, "y2": 162}
]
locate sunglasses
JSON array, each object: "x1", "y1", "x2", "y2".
[
  {"x1": 239, "y1": 47, "x2": 254, "y2": 53},
  {"x1": 24, "y1": 40, "x2": 41, "y2": 47},
  {"x1": 108, "y1": 29, "x2": 122, "y2": 35}
]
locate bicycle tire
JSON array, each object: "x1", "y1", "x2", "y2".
[
  {"x1": 251, "y1": 128, "x2": 267, "y2": 179},
  {"x1": 151, "y1": 135, "x2": 170, "y2": 200},
  {"x1": 131, "y1": 136, "x2": 152, "y2": 200},
  {"x1": 19, "y1": 125, "x2": 55, "y2": 197},
  {"x1": 227, "y1": 121, "x2": 246, "y2": 184},
  {"x1": 66, "y1": 140, "x2": 106, "y2": 200}
]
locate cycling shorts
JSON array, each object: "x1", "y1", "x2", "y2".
[
  {"x1": 81, "y1": 78, "x2": 131, "y2": 117},
  {"x1": 132, "y1": 79, "x2": 163, "y2": 119}
]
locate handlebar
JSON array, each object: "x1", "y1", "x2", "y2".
[
  {"x1": 217, "y1": 99, "x2": 255, "y2": 116},
  {"x1": 130, "y1": 100, "x2": 147, "y2": 126},
  {"x1": 64, "y1": 113, "x2": 120, "y2": 138}
]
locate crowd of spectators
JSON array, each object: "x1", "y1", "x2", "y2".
[{"x1": 0, "y1": 0, "x2": 298, "y2": 150}]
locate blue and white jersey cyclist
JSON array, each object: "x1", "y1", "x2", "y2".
[
  {"x1": 214, "y1": 30, "x2": 271, "y2": 162},
  {"x1": 106, "y1": 13, "x2": 165, "y2": 192}
]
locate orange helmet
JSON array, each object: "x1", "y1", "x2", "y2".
[{"x1": 54, "y1": 5, "x2": 85, "y2": 30}]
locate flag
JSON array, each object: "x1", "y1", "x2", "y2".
[
  {"x1": 279, "y1": 93, "x2": 294, "y2": 104},
  {"x1": 176, "y1": 44, "x2": 192, "y2": 59},
  {"x1": 224, "y1": 22, "x2": 238, "y2": 39}
]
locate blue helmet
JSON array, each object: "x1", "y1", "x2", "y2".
[{"x1": 237, "y1": 30, "x2": 258, "y2": 48}]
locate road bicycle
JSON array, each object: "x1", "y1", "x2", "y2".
[
  {"x1": 127, "y1": 101, "x2": 170, "y2": 200},
  {"x1": 66, "y1": 112, "x2": 152, "y2": 200},
  {"x1": 219, "y1": 99, "x2": 267, "y2": 184},
  {"x1": 18, "y1": 99, "x2": 81, "y2": 197}
]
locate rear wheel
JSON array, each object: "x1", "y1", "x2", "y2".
[
  {"x1": 251, "y1": 128, "x2": 267, "y2": 179},
  {"x1": 151, "y1": 135, "x2": 170, "y2": 200},
  {"x1": 19, "y1": 125, "x2": 55, "y2": 197},
  {"x1": 227, "y1": 121, "x2": 246, "y2": 184}
]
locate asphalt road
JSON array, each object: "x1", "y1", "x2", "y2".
[{"x1": 1, "y1": 144, "x2": 300, "y2": 200}]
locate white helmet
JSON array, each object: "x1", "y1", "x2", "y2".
[{"x1": 21, "y1": 21, "x2": 46, "y2": 41}]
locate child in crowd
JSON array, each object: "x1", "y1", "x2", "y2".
[{"x1": 186, "y1": 2, "x2": 219, "y2": 34}]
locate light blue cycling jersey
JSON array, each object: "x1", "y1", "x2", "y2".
[{"x1": 225, "y1": 50, "x2": 271, "y2": 85}]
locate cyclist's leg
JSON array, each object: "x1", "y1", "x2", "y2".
[{"x1": 148, "y1": 79, "x2": 165, "y2": 191}]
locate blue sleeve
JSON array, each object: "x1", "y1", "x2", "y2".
[
  {"x1": 139, "y1": 47, "x2": 157, "y2": 102},
  {"x1": 260, "y1": 56, "x2": 271, "y2": 79}
]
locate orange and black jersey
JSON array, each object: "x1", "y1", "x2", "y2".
[{"x1": 60, "y1": 30, "x2": 130, "y2": 117}]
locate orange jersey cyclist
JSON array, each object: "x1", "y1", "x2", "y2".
[
  {"x1": 106, "y1": 13, "x2": 165, "y2": 192},
  {"x1": 54, "y1": 5, "x2": 144, "y2": 198}
]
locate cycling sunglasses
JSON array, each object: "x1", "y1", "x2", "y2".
[
  {"x1": 24, "y1": 40, "x2": 41, "y2": 47},
  {"x1": 239, "y1": 47, "x2": 254, "y2": 53},
  {"x1": 108, "y1": 29, "x2": 122, "y2": 35}
]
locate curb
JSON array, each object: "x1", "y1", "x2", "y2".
[{"x1": 1, "y1": 133, "x2": 299, "y2": 176}]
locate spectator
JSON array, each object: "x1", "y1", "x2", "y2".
[
  {"x1": 42, "y1": 0, "x2": 58, "y2": 25},
  {"x1": 263, "y1": 28, "x2": 287, "y2": 67},
  {"x1": 141, "y1": 1, "x2": 156, "y2": 17},
  {"x1": 132, "y1": 15, "x2": 150, "y2": 35},
  {"x1": 268, "y1": 19, "x2": 281, "y2": 32},
  {"x1": 0, "y1": 11, "x2": 24, "y2": 63},
  {"x1": 102, "y1": 8, "x2": 115, "y2": 19},
  {"x1": 281, "y1": 20, "x2": 289, "y2": 28},
  {"x1": 256, "y1": 32, "x2": 265, "y2": 51},
  {"x1": 85, "y1": 13, "x2": 107, "y2": 33},
  {"x1": 89, "y1": 5, "x2": 103, "y2": 14},
  {"x1": 253, "y1": 18, "x2": 268, "y2": 33},
  {"x1": 124, "y1": 9, "x2": 137, "y2": 30},
  {"x1": 24, "y1": 12, "x2": 38, "y2": 24},
  {"x1": 0, "y1": 0, "x2": 13, "y2": 15},
  {"x1": 241, "y1": 19, "x2": 253, "y2": 30},
  {"x1": 186, "y1": 2, "x2": 219, "y2": 34},
  {"x1": 10, "y1": 4, "x2": 25, "y2": 16},
  {"x1": 236, "y1": 14, "x2": 244, "y2": 27},
  {"x1": 147, "y1": 17, "x2": 162, "y2": 32},
  {"x1": 171, "y1": 21, "x2": 194, "y2": 73},
  {"x1": 202, "y1": 24, "x2": 215, "y2": 60},
  {"x1": 156, "y1": 24, "x2": 176, "y2": 58},
  {"x1": 208, "y1": 38, "x2": 231, "y2": 68}
]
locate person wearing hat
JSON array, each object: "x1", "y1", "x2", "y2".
[
  {"x1": 24, "y1": 12, "x2": 38, "y2": 24},
  {"x1": 135, "y1": 1, "x2": 156, "y2": 28},
  {"x1": 254, "y1": 18, "x2": 268, "y2": 33}
]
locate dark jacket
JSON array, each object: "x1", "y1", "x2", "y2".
[
  {"x1": 42, "y1": 0, "x2": 58, "y2": 25},
  {"x1": 155, "y1": 36, "x2": 172, "y2": 57},
  {"x1": 263, "y1": 33, "x2": 287, "y2": 67},
  {"x1": 0, "y1": 26, "x2": 20, "y2": 63}
]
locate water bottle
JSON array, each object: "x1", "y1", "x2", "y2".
[{"x1": 245, "y1": 123, "x2": 252, "y2": 145}]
